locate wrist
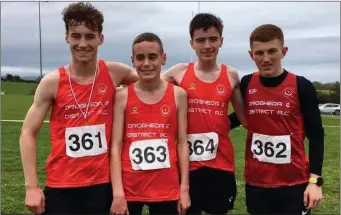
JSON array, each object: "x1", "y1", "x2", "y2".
[
  {"x1": 180, "y1": 184, "x2": 189, "y2": 192},
  {"x1": 25, "y1": 183, "x2": 40, "y2": 189},
  {"x1": 308, "y1": 175, "x2": 323, "y2": 187}
]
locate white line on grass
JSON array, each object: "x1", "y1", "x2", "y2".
[{"x1": 1, "y1": 120, "x2": 50, "y2": 123}]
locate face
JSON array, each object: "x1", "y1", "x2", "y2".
[
  {"x1": 249, "y1": 38, "x2": 288, "y2": 77},
  {"x1": 190, "y1": 26, "x2": 223, "y2": 62},
  {"x1": 65, "y1": 22, "x2": 104, "y2": 63},
  {"x1": 131, "y1": 41, "x2": 166, "y2": 81}
]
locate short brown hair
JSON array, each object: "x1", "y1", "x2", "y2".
[
  {"x1": 189, "y1": 13, "x2": 223, "y2": 39},
  {"x1": 62, "y1": 2, "x2": 104, "y2": 33},
  {"x1": 250, "y1": 24, "x2": 284, "y2": 48},
  {"x1": 132, "y1": 32, "x2": 164, "y2": 53}
]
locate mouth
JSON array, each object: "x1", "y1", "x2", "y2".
[
  {"x1": 76, "y1": 50, "x2": 91, "y2": 54},
  {"x1": 262, "y1": 64, "x2": 272, "y2": 70}
]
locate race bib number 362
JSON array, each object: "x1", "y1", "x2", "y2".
[
  {"x1": 129, "y1": 139, "x2": 170, "y2": 171},
  {"x1": 187, "y1": 132, "x2": 219, "y2": 161},
  {"x1": 251, "y1": 133, "x2": 291, "y2": 164},
  {"x1": 65, "y1": 124, "x2": 107, "y2": 158}
]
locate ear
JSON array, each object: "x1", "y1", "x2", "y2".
[
  {"x1": 220, "y1": 36, "x2": 224, "y2": 47},
  {"x1": 190, "y1": 39, "x2": 194, "y2": 49},
  {"x1": 161, "y1": 52, "x2": 167, "y2": 66},
  {"x1": 281, "y1": 46, "x2": 288, "y2": 58},
  {"x1": 131, "y1": 55, "x2": 135, "y2": 68},
  {"x1": 65, "y1": 32, "x2": 69, "y2": 44},
  {"x1": 99, "y1": 34, "x2": 104, "y2": 45},
  {"x1": 248, "y1": 50, "x2": 254, "y2": 61}
]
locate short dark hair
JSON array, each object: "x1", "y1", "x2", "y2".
[
  {"x1": 62, "y1": 2, "x2": 104, "y2": 33},
  {"x1": 132, "y1": 32, "x2": 164, "y2": 53},
  {"x1": 250, "y1": 24, "x2": 284, "y2": 48},
  {"x1": 189, "y1": 13, "x2": 223, "y2": 39}
]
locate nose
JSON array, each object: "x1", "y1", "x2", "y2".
[
  {"x1": 79, "y1": 38, "x2": 87, "y2": 48},
  {"x1": 204, "y1": 39, "x2": 211, "y2": 48},
  {"x1": 142, "y1": 59, "x2": 151, "y2": 68},
  {"x1": 263, "y1": 53, "x2": 270, "y2": 62}
]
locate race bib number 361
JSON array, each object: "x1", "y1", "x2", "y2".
[
  {"x1": 129, "y1": 139, "x2": 170, "y2": 171},
  {"x1": 65, "y1": 124, "x2": 107, "y2": 158},
  {"x1": 251, "y1": 133, "x2": 291, "y2": 164},
  {"x1": 187, "y1": 132, "x2": 219, "y2": 161}
]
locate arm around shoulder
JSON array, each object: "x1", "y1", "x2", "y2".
[
  {"x1": 106, "y1": 61, "x2": 139, "y2": 86},
  {"x1": 162, "y1": 63, "x2": 188, "y2": 85}
]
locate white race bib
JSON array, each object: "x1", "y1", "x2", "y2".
[
  {"x1": 129, "y1": 139, "x2": 170, "y2": 171},
  {"x1": 251, "y1": 133, "x2": 291, "y2": 164},
  {"x1": 187, "y1": 132, "x2": 219, "y2": 161},
  {"x1": 65, "y1": 124, "x2": 107, "y2": 158}
]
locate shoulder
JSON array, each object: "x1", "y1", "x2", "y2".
[
  {"x1": 294, "y1": 74, "x2": 317, "y2": 94},
  {"x1": 105, "y1": 61, "x2": 134, "y2": 74},
  {"x1": 174, "y1": 84, "x2": 187, "y2": 97},
  {"x1": 114, "y1": 86, "x2": 129, "y2": 108},
  {"x1": 226, "y1": 65, "x2": 240, "y2": 80}
]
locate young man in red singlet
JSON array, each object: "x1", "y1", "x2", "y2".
[
  {"x1": 19, "y1": 2, "x2": 139, "y2": 215},
  {"x1": 110, "y1": 32, "x2": 190, "y2": 215},
  {"x1": 228, "y1": 24, "x2": 324, "y2": 214},
  {"x1": 162, "y1": 13, "x2": 247, "y2": 214}
]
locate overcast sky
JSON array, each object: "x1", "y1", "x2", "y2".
[{"x1": 1, "y1": 1, "x2": 340, "y2": 83}]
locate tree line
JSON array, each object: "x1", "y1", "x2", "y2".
[{"x1": 1, "y1": 74, "x2": 42, "y2": 83}]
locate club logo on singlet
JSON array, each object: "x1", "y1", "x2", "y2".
[
  {"x1": 284, "y1": 87, "x2": 294, "y2": 97},
  {"x1": 160, "y1": 104, "x2": 171, "y2": 117},
  {"x1": 97, "y1": 83, "x2": 107, "y2": 94},
  {"x1": 131, "y1": 107, "x2": 138, "y2": 114},
  {"x1": 216, "y1": 84, "x2": 226, "y2": 96},
  {"x1": 188, "y1": 83, "x2": 196, "y2": 90}
]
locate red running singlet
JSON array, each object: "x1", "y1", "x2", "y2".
[
  {"x1": 244, "y1": 71, "x2": 309, "y2": 188},
  {"x1": 121, "y1": 83, "x2": 179, "y2": 202},
  {"x1": 180, "y1": 62, "x2": 235, "y2": 172},
  {"x1": 47, "y1": 60, "x2": 115, "y2": 188}
]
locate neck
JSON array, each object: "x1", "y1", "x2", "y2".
[
  {"x1": 197, "y1": 59, "x2": 218, "y2": 72},
  {"x1": 70, "y1": 57, "x2": 98, "y2": 77},
  {"x1": 137, "y1": 78, "x2": 162, "y2": 92},
  {"x1": 261, "y1": 67, "x2": 284, "y2": 78}
]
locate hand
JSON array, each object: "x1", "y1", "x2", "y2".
[
  {"x1": 304, "y1": 183, "x2": 323, "y2": 209},
  {"x1": 177, "y1": 188, "x2": 191, "y2": 215},
  {"x1": 25, "y1": 187, "x2": 45, "y2": 214},
  {"x1": 110, "y1": 196, "x2": 129, "y2": 215}
]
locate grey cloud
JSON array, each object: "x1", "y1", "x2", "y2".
[{"x1": 1, "y1": 1, "x2": 340, "y2": 82}]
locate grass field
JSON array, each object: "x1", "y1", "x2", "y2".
[
  {"x1": 1, "y1": 89, "x2": 340, "y2": 214},
  {"x1": 1, "y1": 82, "x2": 37, "y2": 95}
]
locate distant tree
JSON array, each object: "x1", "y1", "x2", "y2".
[
  {"x1": 13, "y1": 75, "x2": 22, "y2": 82},
  {"x1": 5, "y1": 74, "x2": 14, "y2": 81}
]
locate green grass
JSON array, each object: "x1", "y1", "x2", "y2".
[
  {"x1": 1, "y1": 94, "x2": 339, "y2": 214},
  {"x1": 1, "y1": 82, "x2": 37, "y2": 95}
]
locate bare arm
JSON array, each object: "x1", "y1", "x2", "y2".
[
  {"x1": 20, "y1": 72, "x2": 58, "y2": 188},
  {"x1": 174, "y1": 86, "x2": 189, "y2": 190},
  {"x1": 110, "y1": 88, "x2": 128, "y2": 198},
  {"x1": 106, "y1": 62, "x2": 139, "y2": 87},
  {"x1": 161, "y1": 63, "x2": 188, "y2": 86},
  {"x1": 228, "y1": 67, "x2": 248, "y2": 128}
]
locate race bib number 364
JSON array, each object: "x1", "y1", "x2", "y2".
[
  {"x1": 65, "y1": 124, "x2": 107, "y2": 158},
  {"x1": 251, "y1": 133, "x2": 291, "y2": 164},
  {"x1": 187, "y1": 132, "x2": 219, "y2": 161},
  {"x1": 129, "y1": 139, "x2": 170, "y2": 171}
]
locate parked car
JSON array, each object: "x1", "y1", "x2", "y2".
[{"x1": 319, "y1": 103, "x2": 340, "y2": 115}]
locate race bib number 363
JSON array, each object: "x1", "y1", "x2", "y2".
[
  {"x1": 129, "y1": 139, "x2": 170, "y2": 171},
  {"x1": 65, "y1": 124, "x2": 107, "y2": 158},
  {"x1": 251, "y1": 133, "x2": 291, "y2": 164},
  {"x1": 187, "y1": 132, "x2": 219, "y2": 161}
]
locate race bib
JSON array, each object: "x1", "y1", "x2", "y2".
[
  {"x1": 65, "y1": 124, "x2": 107, "y2": 158},
  {"x1": 251, "y1": 133, "x2": 291, "y2": 164},
  {"x1": 129, "y1": 139, "x2": 170, "y2": 171},
  {"x1": 187, "y1": 132, "x2": 219, "y2": 161}
]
